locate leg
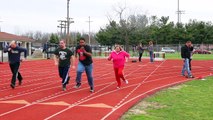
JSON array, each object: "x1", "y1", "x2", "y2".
[
  {"x1": 75, "y1": 62, "x2": 85, "y2": 88},
  {"x1": 85, "y1": 64, "x2": 94, "y2": 92},
  {"x1": 9, "y1": 62, "x2": 20, "y2": 88},
  {"x1": 114, "y1": 68, "x2": 121, "y2": 88},
  {"x1": 185, "y1": 59, "x2": 192, "y2": 76},
  {"x1": 189, "y1": 59, "x2": 192, "y2": 71},
  {"x1": 150, "y1": 51, "x2": 154, "y2": 62},
  {"x1": 118, "y1": 67, "x2": 125, "y2": 81},
  {"x1": 58, "y1": 67, "x2": 63, "y2": 79},
  {"x1": 181, "y1": 59, "x2": 186, "y2": 76},
  {"x1": 61, "y1": 66, "x2": 70, "y2": 85},
  {"x1": 61, "y1": 66, "x2": 70, "y2": 91},
  {"x1": 138, "y1": 53, "x2": 142, "y2": 62}
]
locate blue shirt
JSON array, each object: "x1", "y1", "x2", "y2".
[{"x1": 4, "y1": 46, "x2": 27, "y2": 64}]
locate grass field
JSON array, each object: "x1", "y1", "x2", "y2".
[
  {"x1": 121, "y1": 77, "x2": 213, "y2": 120},
  {"x1": 165, "y1": 53, "x2": 213, "y2": 60}
]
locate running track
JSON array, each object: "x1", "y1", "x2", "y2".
[{"x1": 0, "y1": 58, "x2": 212, "y2": 120}]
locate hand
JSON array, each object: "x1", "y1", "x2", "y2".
[
  {"x1": 20, "y1": 58, "x2": 26, "y2": 62},
  {"x1": 72, "y1": 66, "x2": 75, "y2": 69},
  {"x1": 80, "y1": 46, "x2": 85, "y2": 50},
  {"x1": 8, "y1": 48, "x2": 11, "y2": 51},
  {"x1": 126, "y1": 59, "x2": 128, "y2": 62}
]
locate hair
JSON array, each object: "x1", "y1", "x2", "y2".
[
  {"x1": 9, "y1": 40, "x2": 17, "y2": 46},
  {"x1": 79, "y1": 37, "x2": 85, "y2": 41},
  {"x1": 114, "y1": 45, "x2": 122, "y2": 51},
  {"x1": 60, "y1": 39, "x2": 66, "y2": 43},
  {"x1": 186, "y1": 41, "x2": 191, "y2": 43}
]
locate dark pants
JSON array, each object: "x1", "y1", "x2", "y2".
[
  {"x1": 138, "y1": 52, "x2": 143, "y2": 62},
  {"x1": 58, "y1": 66, "x2": 70, "y2": 85},
  {"x1": 189, "y1": 59, "x2": 192, "y2": 70},
  {"x1": 9, "y1": 62, "x2": 22, "y2": 86}
]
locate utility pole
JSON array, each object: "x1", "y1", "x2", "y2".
[
  {"x1": 177, "y1": 0, "x2": 185, "y2": 24},
  {"x1": 0, "y1": 20, "x2": 3, "y2": 32},
  {"x1": 86, "y1": 16, "x2": 93, "y2": 45},
  {"x1": 66, "y1": 0, "x2": 70, "y2": 46},
  {"x1": 57, "y1": 20, "x2": 67, "y2": 38}
]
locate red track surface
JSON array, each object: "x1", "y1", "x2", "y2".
[{"x1": 0, "y1": 58, "x2": 212, "y2": 120}]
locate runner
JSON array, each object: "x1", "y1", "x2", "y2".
[
  {"x1": 108, "y1": 45, "x2": 130, "y2": 89},
  {"x1": 54, "y1": 40, "x2": 75, "y2": 91},
  {"x1": 3, "y1": 40, "x2": 27, "y2": 89},
  {"x1": 74, "y1": 37, "x2": 94, "y2": 93}
]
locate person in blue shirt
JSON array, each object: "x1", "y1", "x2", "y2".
[{"x1": 4, "y1": 41, "x2": 27, "y2": 89}]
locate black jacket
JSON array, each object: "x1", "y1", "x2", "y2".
[{"x1": 181, "y1": 45, "x2": 191, "y2": 59}]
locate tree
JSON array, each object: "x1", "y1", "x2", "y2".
[{"x1": 49, "y1": 33, "x2": 59, "y2": 44}]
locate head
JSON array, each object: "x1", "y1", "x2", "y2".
[
  {"x1": 59, "y1": 40, "x2": 66, "y2": 49},
  {"x1": 114, "y1": 45, "x2": 122, "y2": 52},
  {"x1": 149, "y1": 41, "x2": 153, "y2": 45},
  {"x1": 186, "y1": 41, "x2": 192, "y2": 47},
  {"x1": 79, "y1": 37, "x2": 86, "y2": 46},
  {"x1": 10, "y1": 41, "x2": 17, "y2": 48}
]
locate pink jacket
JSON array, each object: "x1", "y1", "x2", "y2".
[{"x1": 108, "y1": 50, "x2": 130, "y2": 68}]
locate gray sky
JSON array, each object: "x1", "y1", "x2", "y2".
[{"x1": 0, "y1": 0, "x2": 212, "y2": 34}]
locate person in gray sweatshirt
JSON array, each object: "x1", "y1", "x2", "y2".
[
  {"x1": 4, "y1": 41, "x2": 27, "y2": 89},
  {"x1": 148, "y1": 41, "x2": 154, "y2": 62}
]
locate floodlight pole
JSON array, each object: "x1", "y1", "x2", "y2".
[{"x1": 67, "y1": 0, "x2": 70, "y2": 45}]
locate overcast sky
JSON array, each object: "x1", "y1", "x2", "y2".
[{"x1": 0, "y1": 0, "x2": 212, "y2": 34}]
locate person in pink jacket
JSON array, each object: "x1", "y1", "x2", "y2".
[{"x1": 108, "y1": 45, "x2": 130, "y2": 89}]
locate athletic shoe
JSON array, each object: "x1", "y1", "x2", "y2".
[
  {"x1": 74, "y1": 83, "x2": 81, "y2": 88},
  {"x1": 181, "y1": 74, "x2": 185, "y2": 76},
  {"x1": 10, "y1": 84, "x2": 15, "y2": 89},
  {"x1": 62, "y1": 84, "x2": 66, "y2": 91},
  {"x1": 124, "y1": 80, "x2": 128, "y2": 84},
  {"x1": 186, "y1": 75, "x2": 194, "y2": 78},
  {"x1": 90, "y1": 87, "x2": 94, "y2": 93}
]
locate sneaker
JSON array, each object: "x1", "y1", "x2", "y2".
[
  {"x1": 62, "y1": 84, "x2": 66, "y2": 91},
  {"x1": 90, "y1": 87, "x2": 94, "y2": 93},
  {"x1": 74, "y1": 83, "x2": 81, "y2": 89},
  {"x1": 186, "y1": 75, "x2": 194, "y2": 78},
  {"x1": 124, "y1": 80, "x2": 128, "y2": 84},
  {"x1": 181, "y1": 74, "x2": 185, "y2": 76},
  {"x1": 10, "y1": 84, "x2": 15, "y2": 89}
]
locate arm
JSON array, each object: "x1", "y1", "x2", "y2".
[
  {"x1": 125, "y1": 51, "x2": 130, "y2": 62},
  {"x1": 70, "y1": 55, "x2": 75, "y2": 69},
  {"x1": 82, "y1": 46, "x2": 92, "y2": 57},
  {"x1": 3, "y1": 46, "x2": 11, "y2": 53},
  {"x1": 19, "y1": 47, "x2": 27, "y2": 58},
  {"x1": 108, "y1": 52, "x2": 112, "y2": 61},
  {"x1": 53, "y1": 55, "x2": 59, "y2": 66}
]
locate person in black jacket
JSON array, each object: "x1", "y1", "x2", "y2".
[
  {"x1": 4, "y1": 41, "x2": 27, "y2": 89},
  {"x1": 181, "y1": 41, "x2": 194, "y2": 78}
]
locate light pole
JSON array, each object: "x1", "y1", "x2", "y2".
[
  {"x1": 86, "y1": 16, "x2": 93, "y2": 45},
  {"x1": 0, "y1": 20, "x2": 3, "y2": 32},
  {"x1": 67, "y1": 0, "x2": 70, "y2": 46}
]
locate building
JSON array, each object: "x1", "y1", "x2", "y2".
[{"x1": 0, "y1": 32, "x2": 35, "y2": 62}]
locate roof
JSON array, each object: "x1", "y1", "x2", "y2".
[{"x1": 0, "y1": 32, "x2": 35, "y2": 42}]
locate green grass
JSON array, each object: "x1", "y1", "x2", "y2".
[
  {"x1": 165, "y1": 52, "x2": 213, "y2": 60},
  {"x1": 121, "y1": 77, "x2": 213, "y2": 120}
]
